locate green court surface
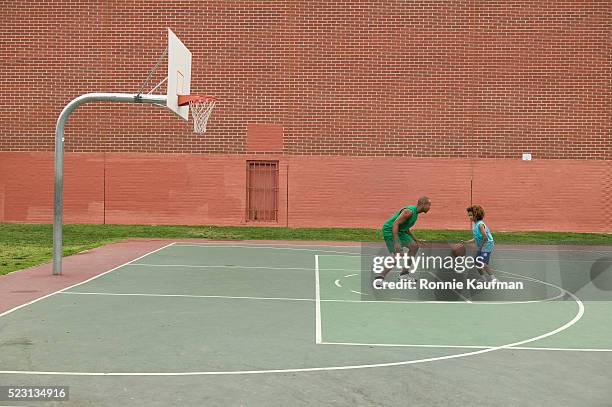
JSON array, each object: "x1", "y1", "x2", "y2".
[{"x1": 1, "y1": 242, "x2": 611, "y2": 406}]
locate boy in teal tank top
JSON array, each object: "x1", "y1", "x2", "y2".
[
  {"x1": 462, "y1": 205, "x2": 497, "y2": 281},
  {"x1": 377, "y1": 196, "x2": 431, "y2": 281}
]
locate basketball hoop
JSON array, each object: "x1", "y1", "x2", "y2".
[{"x1": 178, "y1": 95, "x2": 216, "y2": 134}]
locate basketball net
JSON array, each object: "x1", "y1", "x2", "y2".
[{"x1": 189, "y1": 97, "x2": 216, "y2": 134}]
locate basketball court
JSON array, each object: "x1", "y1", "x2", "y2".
[
  {"x1": 1, "y1": 6, "x2": 610, "y2": 406},
  {"x1": 1, "y1": 240, "x2": 611, "y2": 406}
]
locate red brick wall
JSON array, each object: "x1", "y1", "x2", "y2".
[
  {"x1": 0, "y1": 153, "x2": 104, "y2": 224},
  {"x1": 1, "y1": 152, "x2": 609, "y2": 232},
  {"x1": 0, "y1": 1, "x2": 609, "y2": 159},
  {"x1": 0, "y1": 2, "x2": 609, "y2": 232}
]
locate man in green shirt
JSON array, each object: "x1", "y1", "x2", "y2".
[{"x1": 377, "y1": 196, "x2": 431, "y2": 281}]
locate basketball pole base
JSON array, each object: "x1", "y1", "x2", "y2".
[{"x1": 53, "y1": 93, "x2": 167, "y2": 275}]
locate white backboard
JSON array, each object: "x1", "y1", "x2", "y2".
[{"x1": 167, "y1": 29, "x2": 192, "y2": 120}]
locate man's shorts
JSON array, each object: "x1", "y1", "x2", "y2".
[
  {"x1": 476, "y1": 250, "x2": 492, "y2": 265},
  {"x1": 383, "y1": 232, "x2": 414, "y2": 254}
]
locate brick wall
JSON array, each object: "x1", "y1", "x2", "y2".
[
  {"x1": 0, "y1": 2, "x2": 609, "y2": 232},
  {"x1": 1, "y1": 152, "x2": 609, "y2": 232},
  {"x1": 0, "y1": 1, "x2": 609, "y2": 159}
]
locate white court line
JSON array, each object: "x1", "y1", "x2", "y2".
[
  {"x1": 134, "y1": 258, "x2": 606, "y2": 270},
  {"x1": 334, "y1": 279, "x2": 342, "y2": 288},
  {"x1": 0, "y1": 244, "x2": 599, "y2": 378},
  {"x1": 0, "y1": 242, "x2": 601, "y2": 379},
  {"x1": 60, "y1": 292, "x2": 314, "y2": 302},
  {"x1": 0, "y1": 280, "x2": 585, "y2": 375},
  {"x1": 174, "y1": 243, "x2": 360, "y2": 256},
  {"x1": 59, "y1": 291, "x2": 564, "y2": 305},
  {"x1": 510, "y1": 346, "x2": 612, "y2": 352},
  {"x1": 486, "y1": 247, "x2": 612, "y2": 254},
  {"x1": 320, "y1": 342, "x2": 612, "y2": 352},
  {"x1": 317, "y1": 268, "x2": 589, "y2": 352},
  {"x1": 175, "y1": 242, "x2": 364, "y2": 249},
  {"x1": 173, "y1": 242, "x2": 612, "y2": 254},
  {"x1": 171, "y1": 243, "x2": 611, "y2": 262},
  {"x1": 321, "y1": 342, "x2": 487, "y2": 349},
  {"x1": 131, "y1": 263, "x2": 358, "y2": 272},
  {"x1": 312, "y1": 254, "x2": 608, "y2": 263},
  {"x1": 0, "y1": 258, "x2": 590, "y2": 375},
  {"x1": 130, "y1": 263, "x2": 319, "y2": 271},
  {"x1": 315, "y1": 255, "x2": 322, "y2": 344},
  {"x1": 493, "y1": 257, "x2": 606, "y2": 263},
  {"x1": 0, "y1": 242, "x2": 177, "y2": 319},
  {"x1": 176, "y1": 243, "x2": 605, "y2": 258}
]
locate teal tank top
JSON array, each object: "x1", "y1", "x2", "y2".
[{"x1": 473, "y1": 220, "x2": 494, "y2": 252}]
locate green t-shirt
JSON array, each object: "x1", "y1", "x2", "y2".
[{"x1": 382, "y1": 205, "x2": 418, "y2": 236}]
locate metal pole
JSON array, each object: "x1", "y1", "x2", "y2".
[{"x1": 53, "y1": 93, "x2": 167, "y2": 275}]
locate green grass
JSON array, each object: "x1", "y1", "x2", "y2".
[{"x1": 0, "y1": 223, "x2": 610, "y2": 275}]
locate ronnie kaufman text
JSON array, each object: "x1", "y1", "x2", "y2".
[{"x1": 373, "y1": 278, "x2": 524, "y2": 291}]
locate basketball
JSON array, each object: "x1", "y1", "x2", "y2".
[{"x1": 451, "y1": 243, "x2": 466, "y2": 257}]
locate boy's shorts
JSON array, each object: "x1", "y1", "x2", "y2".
[
  {"x1": 383, "y1": 232, "x2": 414, "y2": 254},
  {"x1": 476, "y1": 250, "x2": 492, "y2": 265}
]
